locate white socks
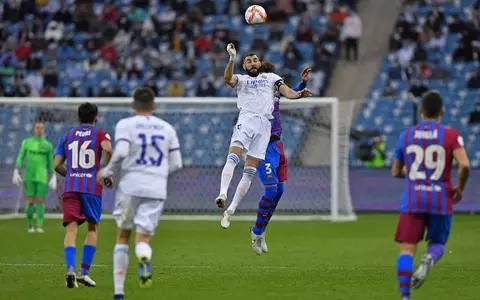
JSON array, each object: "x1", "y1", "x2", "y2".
[
  {"x1": 135, "y1": 242, "x2": 152, "y2": 260},
  {"x1": 227, "y1": 166, "x2": 257, "y2": 213},
  {"x1": 219, "y1": 153, "x2": 240, "y2": 196},
  {"x1": 113, "y1": 244, "x2": 129, "y2": 295}
]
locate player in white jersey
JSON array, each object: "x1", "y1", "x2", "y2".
[
  {"x1": 97, "y1": 88, "x2": 183, "y2": 300},
  {"x1": 217, "y1": 43, "x2": 311, "y2": 245}
]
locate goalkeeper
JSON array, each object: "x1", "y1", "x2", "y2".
[{"x1": 12, "y1": 121, "x2": 57, "y2": 233}]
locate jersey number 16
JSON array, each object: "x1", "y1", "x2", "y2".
[
  {"x1": 68, "y1": 140, "x2": 95, "y2": 169},
  {"x1": 406, "y1": 144, "x2": 446, "y2": 181}
]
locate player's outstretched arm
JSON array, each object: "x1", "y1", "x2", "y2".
[
  {"x1": 278, "y1": 84, "x2": 312, "y2": 99},
  {"x1": 224, "y1": 43, "x2": 238, "y2": 88}
]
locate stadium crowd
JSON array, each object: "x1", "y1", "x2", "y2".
[{"x1": 0, "y1": 0, "x2": 357, "y2": 98}]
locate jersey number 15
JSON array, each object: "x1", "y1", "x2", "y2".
[
  {"x1": 136, "y1": 134, "x2": 164, "y2": 166},
  {"x1": 406, "y1": 144, "x2": 446, "y2": 181}
]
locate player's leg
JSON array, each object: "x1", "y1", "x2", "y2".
[
  {"x1": 226, "y1": 157, "x2": 259, "y2": 214},
  {"x1": 35, "y1": 182, "x2": 48, "y2": 233},
  {"x1": 23, "y1": 181, "x2": 35, "y2": 232},
  {"x1": 216, "y1": 145, "x2": 242, "y2": 208},
  {"x1": 77, "y1": 194, "x2": 102, "y2": 287},
  {"x1": 411, "y1": 214, "x2": 452, "y2": 290},
  {"x1": 112, "y1": 191, "x2": 136, "y2": 299},
  {"x1": 133, "y1": 198, "x2": 165, "y2": 288},
  {"x1": 61, "y1": 192, "x2": 86, "y2": 288},
  {"x1": 394, "y1": 213, "x2": 426, "y2": 300}
]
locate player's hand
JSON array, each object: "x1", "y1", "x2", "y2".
[
  {"x1": 452, "y1": 185, "x2": 463, "y2": 203},
  {"x1": 226, "y1": 43, "x2": 236, "y2": 61},
  {"x1": 298, "y1": 88, "x2": 312, "y2": 98},
  {"x1": 300, "y1": 67, "x2": 311, "y2": 83},
  {"x1": 12, "y1": 169, "x2": 22, "y2": 186},
  {"x1": 48, "y1": 175, "x2": 57, "y2": 190},
  {"x1": 103, "y1": 177, "x2": 114, "y2": 189}
]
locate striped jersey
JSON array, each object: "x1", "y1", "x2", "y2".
[
  {"x1": 394, "y1": 121, "x2": 464, "y2": 215},
  {"x1": 55, "y1": 125, "x2": 111, "y2": 196},
  {"x1": 271, "y1": 81, "x2": 307, "y2": 139}
]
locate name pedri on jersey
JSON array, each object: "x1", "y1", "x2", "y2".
[
  {"x1": 394, "y1": 121, "x2": 464, "y2": 215},
  {"x1": 55, "y1": 125, "x2": 111, "y2": 196},
  {"x1": 234, "y1": 72, "x2": 283, "y2": 119},
  {"x1": 115, "y1": 115, "x2": 180, "y2": 200}
]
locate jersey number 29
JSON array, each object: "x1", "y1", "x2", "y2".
[
  {"x1": 68, "y1": 140, "x2": 95, "y2": 169},
  {"x1": 136, "y1": 134, "x2": 164, "y2": 166},
  {"x1": 406, "y1": 144, "x2": 446, "y2": 181}
]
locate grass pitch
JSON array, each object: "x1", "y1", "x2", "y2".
[{"x1": 0, "y1": 214, "x2": 479, "y2": 300}]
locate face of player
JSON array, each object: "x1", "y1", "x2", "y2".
[
  {"x1": 34, "y1": 122, "x2": 44, "y2": 138},
  {"x1": 243, "y1": 55, "x2": 261, "y2": 77}
]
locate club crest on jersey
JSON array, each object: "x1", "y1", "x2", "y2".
[{"x1": 76, "y1": 130, "x2": 92, "y2": 137}]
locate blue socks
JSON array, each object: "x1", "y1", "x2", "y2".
[
  {"x1": 64, "y1": 246, "x2": 76, "y2": 272},
  {"x1": 252, "y1": 185, "x2": 277, "y2": 235},
  {"x1": 81, "y1": 244, "x2": 97, "y2": 275},
  {"x1": 396, "y1": 254, "x2": 413, "y2": 299},
  {"x1": 264, "y1": 182, "x2": 284, "y2": 230},
  {"x1": 427, "y1": 243, "x2": 445, "y2": 264}
]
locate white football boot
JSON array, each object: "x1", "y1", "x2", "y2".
[
  {"x1": 36, "y1": 227, "x2": 45, "y2": 233},
  {"x1": 250, "y1": 228, "x2": 263, "y2": 255},
  {"x1": 215, "y1": 194, "x2": 227, "y2": 209},
  {"x1": 411, "y1": 253, "x2": 434, "y2": 290},
  {"x1": 220, "y1": 210, "x2": 233, "y2": 229},
  {"x1": 77, "y1": 274, "x2": 96, "y2": 287},
  {"x1": 259, "y1": 232, "x2": 268, "y2": 253},
  {"x1": 28, "y1": 227, "x2": 35, "y2": 233}
]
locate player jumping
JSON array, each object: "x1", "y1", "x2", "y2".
[
  {"x1": 96, "y1": 88, "x2": 183, "y2": 300},
  {"x1": 13, "y1": 121, "x2": 57, "y2": 233},
  {"x1": 391, "y1": 91, "x2": 470, "y2": 300},
  {"x1": 54, "y1": 102, "x2": 113, "y2": 288},
  {"x1": 217, "y1": 43, "x2": 311, "y2": 254},
  {"x1": 220, "y1": 61, "x2": 311, "y2": 254}
]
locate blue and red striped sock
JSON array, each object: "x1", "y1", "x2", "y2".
[
  {"x1": 427, "y1": 243, "x2": 445, "y2": 264},
  {"x1": 396, "y1": 254, "x2": 413, "y2": 299},
  {"x1": 263, "y1": 182, "x2": 284, "y2": 230},
  {"x1": 81, "y1": 244, "x2": 96, "y2": 275},
  {"x1": 252, "y1": 186, "x2": 277, "y2": 235}
]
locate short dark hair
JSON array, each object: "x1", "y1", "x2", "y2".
[
  {"x1": 78, "y1": 102, "x2": 98, "y2": 124},
  {"x1": 421, "y1": 90, "x2": 443, "y2": 118},
  {"x1": 133, "y1": 87, "x2": 155, "y2": 110},
  {"x1": 243, "y1": 53, "x2": 257, "y2": 62},
  {"x1": 259, "y1": 61, "x2": 275, "y2": 73}
]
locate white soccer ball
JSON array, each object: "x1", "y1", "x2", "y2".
[{"x1": 245, "y1": 5, "x2": 267, "y2": 25}]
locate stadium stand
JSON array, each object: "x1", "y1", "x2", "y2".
[
  {"x1": 355, "y1": 0, "x2": 480, "y2": 168},
  {"x1": 0, "y1": 0, "x2": 356, "y2": 167}
]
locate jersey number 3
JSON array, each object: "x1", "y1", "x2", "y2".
[
  {"x1": 68, "y1": 140, "x2": 95, "y2": 169},
  {"x1": 136, "y1": 134, "x2": 164, "y2": 166},
  {"x1": 406, "y1": 144, "x2": 446, "y2": 181}
]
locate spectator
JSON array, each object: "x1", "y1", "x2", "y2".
[
  {"x1": 427, "y1": 30, "x2": 446, "y2": 50},
  {"x1": 412, "y1": 42, "x2": 428, "y2": 62},
  {"x1": 125, "y1": 51, "x2": 144, "y2": 78},
  {"x1": 167, "y1": 81, "x2": 185, "y2": 97},
  {"x1": 66, "y1": 57, "x2": 85, "y2": 81},
  {"x1": 425, "y1": 7, "x2": 445, "y2": 32},
  {"x1": 210, "y1": 39, "x2": 228, "y2": 78},
  {"x1": 197, "y1": 77, "x2": 216, "y2": 96},
  {"x1": 396, "y1": 40, "x2": 415, "y2": 67},
  {"x1": 14, "y1": 77, "x2": 31, "y2": 97},
  {"x1": 341, "y1": 10, "x2": 362, "y2": 61},
  {"x1": 110, "y1": 85, "x2": 127, "y2": 97},
  {"x1": 448, "y1": 14, "x2": 467, "y2": 34},
  {"x1": 100, "y1": 41, "x2": 117, "y2": 65},
  {"x1": 44, "y1": 21, "x2": 64, "y2": 43},
  {"x1": 69, "y1": 81, "x2": 81, "y2": 97},
  {"x1": 198, "y1": 0, "x2": 216, "y2": 15},
  {"x1": 283, "y1": 41, "x2": 303, "y2": 74},
  {"x1": 467, "y1": 70, "x2": 480, "y2": 89},
  {"x1": 388, "y1": 59, "x2": 404, "y2": 81},
  {"x1": 330, "y1": 5, "x2": 349, "y2": 24},
  {"x1": 194, "y1": 34, "x2": 213, "y2": 54},
  {"x1": 453, "y1": 41, "x2": 475, "y2": 62},
  {"x1": 25, "y1": 70, "x2": 44, "y2": 95},
  {"x1": 364, "y1": 137, "x2": 386, "y2": 168},
  {"x1": 145, "y1": 79, "x2": 159, "y2": 96},
  {"x1": 40, "y1": 85, "x2": 56, "y2": 97},
  {"x1": 98, "y1": 81, "x2": 110, "y2": 97},
  {"x1": 113, "y1": 29, "x2": 132, "y2": 56},
  {"x1": 408, "y1": 79, "x2": 428, "y2": 98},
  {"x1": 296, "y1": 23, "x2": 314, "y2": 43},
  {"x1": 15, "y1": 40, "x2": 32, "y2": 61},
  {"x1": 430, "y1": 60, "x2": 449, "y2": 80},
  {"x1": 101, "y1": 2, "x2": 120, "y2": 24},
  {"x1": 84, "y1": 52, "x2": 109, "y2": 72},
  {"x1": 127, "y1": 5, "x2": 148, "y2": 23},
  {"x1": 468, "y1": 102, "x2": 480, "y2": 124},
  {"x1": 184, "y1": 58, "x2": 197, "y2": 77}
]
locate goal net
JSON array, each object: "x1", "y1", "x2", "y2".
[{"x1": 0, "y1": 97, "x2": 356, "y2": 221}]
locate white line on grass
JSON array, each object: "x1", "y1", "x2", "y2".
[{"x1": 0, "y1": 263, "x2": 292, "y2": 270}]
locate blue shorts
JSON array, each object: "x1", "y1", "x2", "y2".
[
  {"x1": 257, "y1": 140, "x2": 288, "y2": 185},
  {"x1": 62, "y1": 192, "x2": 102, "y2": 226},
  {"x1": 395, "y1": 213, "x2": 452, "y2": 245}
]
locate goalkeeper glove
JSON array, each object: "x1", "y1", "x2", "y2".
[
  {"x1": 226, "y1": 43, "x2": 236, "y2": 61},
  {"x1": 48, "y1": 174, "x2": 57, "y2": 190},
  {"x1": 12, "y1": 169, "x2": 22, "y2": 186}
]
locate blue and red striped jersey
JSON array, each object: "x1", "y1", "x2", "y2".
[
  {"x1": 271, "y1": 81, "x2": 306, "y2": 139},
  {"x1": 55, "y1": 125, "x2": 111, "y2": 196},
  {"x1": 394, "y1": 121, "x2": 464, "y2": 215}
]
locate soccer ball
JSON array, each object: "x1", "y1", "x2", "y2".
[{"x1": 245, "y1": 5, "x2": 267, "y2": 25}]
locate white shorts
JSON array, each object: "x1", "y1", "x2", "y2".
[
  {"x1": 113, "y1": 189, "x2": 165, "y2": 235},
  {"x1": 230, "y1": 114, "x2": 271, "y2": 160}
]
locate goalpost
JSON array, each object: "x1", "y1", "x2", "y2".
[{"x1": 0, "y1": 97, "x2": 356, "y2": 222}]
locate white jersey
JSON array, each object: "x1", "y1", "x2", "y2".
[
  {"x1": 114, "y1": 115, "x2": 180, "y2": 200},
  {"x1": 234, "y1": 72, "x2": 284, "y2": 119}
]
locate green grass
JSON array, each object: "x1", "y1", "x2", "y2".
[{"x1": 0, "y1": 214, "x2": 479, "y2": 300}]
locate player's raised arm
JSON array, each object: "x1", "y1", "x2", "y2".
[
  {"x1": 392, "y1": 131, "x2": 406, "y2": 178},
  {"x1": 54, "y1": 135, "x2": 67, "y2": 177},
  {"x1": 12, "y1": 139, "x2": 27, "y2": 185},
  {"x1": 452, "y1": 134, "x2": 470, "y2": 202},
  {"x1": 224, "y1": 43, "x2": 239, "y2": 88}
]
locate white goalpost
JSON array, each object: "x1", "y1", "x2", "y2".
[{"x1": 0, "y1": 97, "x2": 356, "y2": 222}]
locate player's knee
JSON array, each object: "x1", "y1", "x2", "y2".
[
  {"x1": 243, "y1": 166, "x2": 257, "y2": 180},
  {"x1": 87, "y1": 222, "x2": 98, "y2": 232},
  {"x1": 276, "y1": 182, "x2": 284, "y2": 198},
  {"x1": 264, "y1": 185, "x2": 278, "y2": 200},
  {"x1": 26, "y1": 198, "x2": 34, "y2": 205},
  {"x1": 226, "y1": 152, "x2": 240, "y2": 166},
  {"x1": 136, "y1": 226, "x2": 154, "y2": 239},
  {"x1": 245, "y1": 157, "x2": 260, "y2": 168},
  {"x1": 36, "y1": 197, "x2": 45, "y2": 204},
  {"x1": 229, "y1": 144, "x2": 244, "y2": 157},
  {"x1": 399, "y1": 243, "x2": 417, "y2": 256}
]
